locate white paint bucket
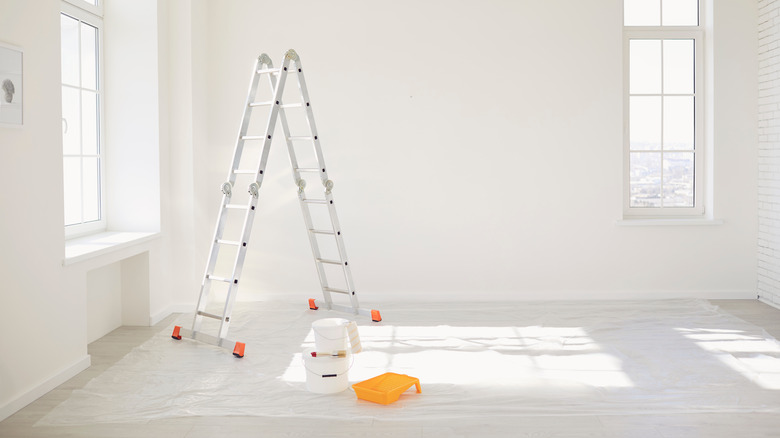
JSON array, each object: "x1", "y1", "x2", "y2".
[
  {"x1": 311, "y1": 318, "x2": 350, "y2": 352},
  {"x1": 303, "y1": 349, "x2": 351, "y2": 394}
]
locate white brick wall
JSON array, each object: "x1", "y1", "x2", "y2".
[{"x1": 758, "y1": 0, "x2": 780, "y2": 306}]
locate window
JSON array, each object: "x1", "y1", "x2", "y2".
[
  {"x1": 61, "y1": 0, "x2": 104, "y2": 236},
  {"x1": 623, "y1": 0, "x2": 703, "y2": 217}
]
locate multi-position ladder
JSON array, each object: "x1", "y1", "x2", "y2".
[{"x1": 172, "y1": 49, "x2": 381, "y2": 357}]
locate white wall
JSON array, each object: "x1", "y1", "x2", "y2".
[
  {"x1": 190, "y1": 0, "x2": 758, "y2": 304},
  {"x1": 0, "y1": 0, "x2": 173, "y2": 420},
  {"x1": 758, "y1": 0, "x2": 780, "y2": 307},
  {"x1": 0, "y1": 0, "x2": 90, "y2": 419}
]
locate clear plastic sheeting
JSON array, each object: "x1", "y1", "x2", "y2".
[{"x1": 37, "y1": 300, "x2": 780, "y2": 425}]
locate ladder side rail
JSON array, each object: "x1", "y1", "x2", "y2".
[
  {"x1": 192, "y1": 193, "x2": 233, "y2": 333},
  {"x1": 290, "y1": 58, "x2": 329, "y2": 182},
  {"x1": 253, "y1": 56, "x2": 293, "y2": 183},
  {"x1": 190, "y1": 55, "x2": 267, "y2": 334},
  {"x1": 324, "y1": 190, "x2": 360, "y2": 310},
  {"x1": 292, "y1": 55, "x2": 360, "y2": 311},
  {"x1": 228, "y1": 55, "x2": 270, "y2": 186},
  {"x1": 218, "y1": 195, "x2": 259, "y2": 339},
  {"x1": 216, "y1": 54, "x2": 293, "y2": 339},
  {"x1": 270, "y1": 69, "x2": 336, "y2": 308}
]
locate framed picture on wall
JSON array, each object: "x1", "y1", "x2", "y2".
[{"x1": 0, "y1": 42, "x2": 23, "y2": 125}]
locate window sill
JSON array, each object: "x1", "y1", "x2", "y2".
[
  {"x1": 64, "y1": 231, "x2": 160, "y2": 266},
  {"x1": 615, "y1": 218, "x2": 724, "y2": 227}
]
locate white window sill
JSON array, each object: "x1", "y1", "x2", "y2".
[
  {"x1": 64, "y1": 231, "x2": 160, "y2": 266},
  {"x1": 615, "y1": 218, "x2": 724, "y2": 227}
]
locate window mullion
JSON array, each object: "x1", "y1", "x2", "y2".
[{"x1": 659, "y1": 39, "x2": 665, "y2": 208}]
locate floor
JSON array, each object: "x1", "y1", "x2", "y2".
[{"x1": 1, "y1": 299, "x2": 779, "y2": 438}]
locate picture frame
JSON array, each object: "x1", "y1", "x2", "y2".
[{"x1": 0, "y1": 42, "x2": 23, "y2": 126}]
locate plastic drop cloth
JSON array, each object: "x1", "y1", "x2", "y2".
[{"x1": 37, "y1": 299, "x2": 780, "y2": 425}]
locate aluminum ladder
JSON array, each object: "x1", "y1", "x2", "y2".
[{"x1": 172, "y1": 49, "x2": 381, "y2": 358}]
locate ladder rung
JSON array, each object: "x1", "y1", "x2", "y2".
[
  {"x1": 309, "y1": 229, "x2": 335, "y2": 235},
  {"x1": 233, "y1": 169, "x2": 256, "y2": 174},
  {"x1": 296, "y1": 168, "x2": 321, "y2": 173},
  {"x1": 197, "y1": 311, "x2": 224, "y2": 320},
  {"x1": 317, "y1": 258, "x2": 343, "y2": 265},
  {"x1": 324, "y1": 287, "x2": 350, "y2": 295},
  {"x1": 225, "y1": 204, "x2": 249, "y2": 209},
  {"x1": 240, "y1": 135, "x2": 265, "y2": 140},
  {"x1": 280, "y1": 103, "x2": 303, "y2": 109},
  {"x1": 206, "y1": 275, "x2": 232, "y2": 283},
  {"x1": 288, "y1": 136, "x2": 314, "y2": 141},
  {"x1": 257, "y1": 68, "x2": 282, "y2": 75},
  {"x1": 303, "y1": 199, "x2": 327, "y2": 204},
  {"x1": 249, "y1": 100, "x2": 274, "y2": 107},
  {"x1": 217, "y1": 239, "x2": 241, "y2": 246}
]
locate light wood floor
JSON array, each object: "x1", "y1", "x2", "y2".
[{"x1": 1, "y1": 299, "x2": 779, "y2": 437}]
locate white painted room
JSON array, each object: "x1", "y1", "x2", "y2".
[{"x1": 1, "y1": 0, "x2": 780, "y2": 436}]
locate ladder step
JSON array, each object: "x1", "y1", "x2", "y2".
[
  {"x1": 225, "y1": 204, "x2": 249, "y2": 209},
  {"x1": 317, "y1": 258, "x2": 344, "y2": 265},
  {"x1": 309, "y1": 229, "x2": 335, "y2": 235},
  {"x1": 280, "y1": 103, "x2": 303, "y2": 109},
  {"x1": 206, "y1": 275, "x2": 232, "y2": 283},
  {"x1": 296, "y1": 168, "x2": 321, "y2": 173},
  {"x1": 303, "y1": 199, "x2": 328, "y2": 204},
  {"x1": 197, "y1": 310, "x2": 225, "y2": 320},
  {"x1": 249, "y1": 100, "x2": 274, "y2": 107},
  {"x1": 240, "y1": 135, "x2": 266, "y2": 140},
  {"x1": 257, "y1": 68, "x2": 282, "y2": 75},
  {"x1": 233, "y1": 169, "x2": 256, "y2": 174},
  {"x1": 324, "y1": 287, "x2": 350, "y2": 295},
  {"x1": 217, "y1": 239, "x2": 241, "y2": 246},
  {"x1": 288, "y1": 136, "x2": 314, "y2": 141}
]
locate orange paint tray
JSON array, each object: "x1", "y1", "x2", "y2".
[{"x1": 352, "y1": 372, "x2": 421, "y2": 405}]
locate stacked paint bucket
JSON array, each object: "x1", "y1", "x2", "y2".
[{"x1": 304, "y1": 318, "x2": 362, "y2": 394}]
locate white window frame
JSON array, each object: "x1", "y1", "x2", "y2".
[
  {"x1": 62, "y1": 0, "x2": 106, "y2": 238},
  {"x1": 623, "y1": 5, "x2": 705, "y2": 218}
]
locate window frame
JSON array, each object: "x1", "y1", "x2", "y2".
[
  {"x1": 622, "y1": 5, "x2": 705, "y2": 218},
  {"x1": 61, "y1": 0, "x2": 106, "y2": 238}
]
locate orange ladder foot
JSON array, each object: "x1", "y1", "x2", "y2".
[
  {"x1": 308, "y1": 298, "x2": 319, "y2": 310},
  {"x1": 233, "y1": 342, "x2": 245, "y2": 358},
  {"x1": 171, "y1": 326, "x2": 182, "y2": 340},
  {"x1": 371, "y1": 309, "x2": 382, "y2": 322}
]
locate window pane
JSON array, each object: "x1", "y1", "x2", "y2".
[
  {"x1": 630, "y1": 96, "x2": 661, "y2": 150},
  {"x1": 82, "y1": 157, "x2": 100, "y2": 222},
  {"x1": 61, "y1": 14, "x2": 80, "y2": 86},
  {"x1": 64, "y1": 157, "x2": 82, "y2": 226},
  {"x1": 82, "y1": 90, "x2": 98, "y2": 155},
  {"x1": 663, "y1": 96, "x2": 694, "y2": 151},
  {"x1": 624, "y1": 0, "x2": 661, "y2": 26},
  {"x1": 663, "y1": 39, "x2": 694, "y2": 94},
  {"x1": 630, "y1": 152, "x2": 662, "y2": 207},
  {"x1": 62, "y1": 86, "x2": 81, "y2": 155},
  {"x1": 630, "y1": 40, "x2": 662, "y2": 94},
  {"x1": 80, "y1": 23, "x2": 97, "y2": 90},
  {"x1": 662, "y1": 0, "x2": 698, "y2": 26},
  {"x1": 663, "y1": 152, "x2": 694, "y2": 207}
]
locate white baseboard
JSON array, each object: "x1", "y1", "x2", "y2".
[
  {"x1": 224, "y1": 289, "x2": 759, "y2": 305},
  {"x1": 333, "y1": 289, "x2": 759, "y2": 304},
  {"x1": 759, "y1": 295, "x2": 780, "y2": 310},
  {"x1": 0, "y1": 355, "x2": 91, "y2": 422}
]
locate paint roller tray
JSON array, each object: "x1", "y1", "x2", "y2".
[{"x1": 352, "y1": 372, "x2": 421, "y2": 405}]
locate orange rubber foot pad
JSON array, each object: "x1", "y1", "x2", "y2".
[
  {"x1": 233, "y1": 342, "x2": 245, "y2": 358},
  {"x1": 308, "y1": 298, "x2": 319, "y2": 310},
  {"x1": 171, "y1": 326, "x2": 182, "y2": 340},
  {"x1": 371, "y1": 309, "x2": 382, "y2": 322},
  {"x1": 352, "y1": 372, "x2": 421, "y2": 405}
]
